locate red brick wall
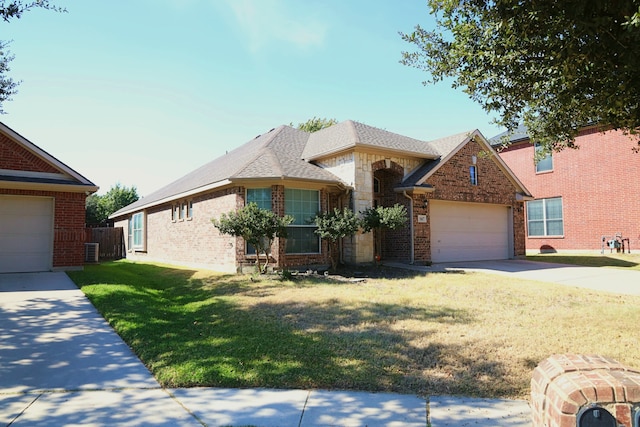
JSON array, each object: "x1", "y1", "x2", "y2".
[
  {"x1": 499, "y1": 128, "x2": 640, "y2": 252},
  {"x1": 531, "y1": 354, "x2": 640, "y2": 427},
  {"x1": 116, "y1": 185, "x2": 333, "y2": 273},
  {"x1": 421, "y1": 139, "x2": 526, "y2": 262},
  {"x1": 0, "y1": 188, "x2": 87, "y2": 269},
  {"x1": 0, "y1": 134, "x2": 60, "y2": 173}
]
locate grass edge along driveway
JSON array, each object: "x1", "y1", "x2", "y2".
[{"x1": 68, "y1": 261, "x2": 640, "y2": 400}]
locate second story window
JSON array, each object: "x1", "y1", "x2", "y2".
[{"x1": 535, "y1": 143, "x2": 553, "y2": 173}]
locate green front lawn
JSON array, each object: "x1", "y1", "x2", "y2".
[{"x1": 68, "y1": 261, "x2": 640, "y2": 399}]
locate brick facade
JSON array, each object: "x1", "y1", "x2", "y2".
[
  {"x1": 1, "y1": 129, "x2": 93, "y2": 271},
  {"x1": 0, "y1": 133, "x2": 60, "y2": 173},
  {"x1": 116, "y1": 184, "x2": 334, "y2": 273},
  {"x1": 531, "y1": 354, "x2": 640, "y2": 427},
  {"x1": 421, "y1": 139, "x2": 526, "y2": 261},
  {"x1": 499, "y1": 128, "x2": 640, "y2": 252},
  {"x1": 112, "y1": 128, "x2": 527, "y2": 272}
]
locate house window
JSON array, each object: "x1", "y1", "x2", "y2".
[
  {"x1": 373, "y1": 177, "x2": 380, "y2": 194},
  {"x1": 285, "y1": 188, "x2": 320, "y2": 254},
  {"x1": 247, "y1": 188, "x2": 272, "y2": 210},
  {"x1": 187, "y1": 201, "x2": 193, "y2": 219},
  {"x1": 129, "y1": 212, "x2": 145, "y2": 250},
  {"x1": 246, "y1": 188, "x2": 272, "y2": 254},
  {"x1": 535, "y1": 143, "x2": 553, "y2": 173},
  {"x1": 470, "y1": 165, "x2": 478, "y2": 186},
  {"x1": 527, "y1": 197, "x2": 563, "y2": 237},
  {"x1": 171, "y1": 204, "x2": 178, "y2": 221}
]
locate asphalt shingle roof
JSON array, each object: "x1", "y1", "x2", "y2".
[
  {"x1": 112, "y1": 126, "x2": 343, "y2": 217},
  {"x1": 489, "y1": 124, "x2": 530, "y2": 146},
  {"x1": 303, "y1": 120, "x2": 439, "y2": 160},
  {"x1": 111, "y1": 122, "x2": 513, "y2": 218}
]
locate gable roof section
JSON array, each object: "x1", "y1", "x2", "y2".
[
  {"x1": 111, "y1": 126, "x2": 345, "y2": 217},
  {"x1": 303, "y1": 120, "x2": 440, "y2": 161},
  {"x1": 0, "y1": 122, "x2": 98, "y2": 193},
  {"x1": 399, "y1": 129, "x2": 532, "y2": 198},
  {"x1": 489, "y1": 124, "x2": 530, "y2": 146}
]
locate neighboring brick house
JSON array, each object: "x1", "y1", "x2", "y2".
[
  {"x1": 110, "y1": 120, "x2": 531, "y2": 272},
  {"x1": 0, "y1": 122, "x2": 98, "y2": 273},
  {"x1": 493, "y1": 125, "x2": 640, "y2": 253}
]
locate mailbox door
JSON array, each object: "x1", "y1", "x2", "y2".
[{"x1": 576, "y1": 406, "x2": 616, "y2": 427}]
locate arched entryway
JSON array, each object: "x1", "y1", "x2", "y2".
[{"x1": 371, "y1": 160, "x2": 411, "y2": 262}]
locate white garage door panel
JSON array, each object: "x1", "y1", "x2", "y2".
[
  {"x1": 431, "y1": 201, "x2": 509, "y2": 263},
  {"x1": 0, "y1": 196, "x2": 53, "y2": 273}
]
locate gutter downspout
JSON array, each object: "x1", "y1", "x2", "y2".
[{"x1": 402, "y1": 191, "x2": 415, "y2": 264}]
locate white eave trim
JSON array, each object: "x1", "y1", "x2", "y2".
[
  {"x1": 0, "y1": 179, "x2": 98, "y2": 193},
  {"x1": 0, "y1": 122, "x2": 96, "y2": 186}
]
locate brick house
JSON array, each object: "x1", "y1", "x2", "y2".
[
  {"x1": 110, "y1": 120, "x2": 531, "y2": 272},
  {"x1": 493, "y1": 125, "x2": 640, "y2": 253},
  {"x1": 0, "y1": 122, "x2": 98, "y2": 273}
]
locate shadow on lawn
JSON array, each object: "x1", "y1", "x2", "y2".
[{"x1": 71, "y1": 262, "x2": 522, "y2": 398}]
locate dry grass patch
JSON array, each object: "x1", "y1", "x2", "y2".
[{"x1": 69, "y1": 261, "x2": 640, "y2": 399}]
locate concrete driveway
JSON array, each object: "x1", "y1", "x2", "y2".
[
  {"x1": 433, "y1": 259, "x2": 640, "y2": 296},
  {"x1": 0, "y1": 272, "x2": 199, "y2": 426}
]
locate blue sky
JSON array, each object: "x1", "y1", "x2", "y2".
[{"x1": 4, "y1": 0, "x2": 501, "y2": 196}]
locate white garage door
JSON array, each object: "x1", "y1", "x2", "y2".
[
  {"x1": 0, "y1": 196, "x2": 54, "y2": 273},
  {"x1": 430, "y1": 201, "x2": 511, "y2": 263}
]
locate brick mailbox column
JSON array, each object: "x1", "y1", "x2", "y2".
[{"x1": 531, "y1": 354, "x2": 640, "y2": 427}]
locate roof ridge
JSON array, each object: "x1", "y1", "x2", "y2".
[{"x1": 231, "y1": 126, "x2": 287, "y2": 178}]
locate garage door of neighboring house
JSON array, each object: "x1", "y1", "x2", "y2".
[
  {"x1": 0, "y1": 196, "x2": 54, "y2": 273},
  {"x1": 430, "y1": 200, "x2": 512, "y2": 263}
]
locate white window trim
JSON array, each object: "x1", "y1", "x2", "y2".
[
  {"x1": 131, "y1": 212, "x2": 146, "y2": 251},
  {"x1": 526, "y1": 197, "x2": 564, "y2": 238},
  {"x1": 535, "y1": 143, "x2": 553, "y2": 173}
]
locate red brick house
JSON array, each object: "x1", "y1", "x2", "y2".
[
  {"x1": 111, "y1": 120, "x2": 531, "y2": 272},
  {"x1": 494, "y1": 125, "x2": 640, "y2": 253},
  {"x1": 0, "y1": 122, "x2": 98, "y2": 273}
]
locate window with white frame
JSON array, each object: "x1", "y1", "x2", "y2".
[
  {"x1": 535, "y1": 142, "x2": 553, "y2": 173},
  {"x1": 246, "y1": 188, "x2": 272, "y2": 254},
  {"x1": 285, "y1": 188, "x2": 320, "y2": 254},
  {"x1": 129, "y1": 212, "x2": 145, "y2": 250},
  {"x1": 526, "y1": 197, "x2": 563, "y2": 237}
]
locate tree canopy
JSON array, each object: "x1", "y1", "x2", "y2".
[
  {"x1": 292, "y1": 117, "x2": 338, "y2": 133},
  {"x1": 212, "y1": 203, "x2": 293, "y2": 273},
  {"x1": 314, "y1": 208, "x2": 361, "y2": 271},
  {"x1": 401, "y1": 0, "x2": 640, "y2": 152},
  {"x1": 360, "y1": 204, "x2": 408, "y2": 233},
  {"x1": 86, "y1": 184, "x2": 139, "y2": 226},
  {"x1": 0, "y1": 1, "x2": 65, "y2": 113}
]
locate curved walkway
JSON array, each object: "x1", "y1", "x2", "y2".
[{"x1": 0, "y1": 272, "x2": 531, "y2": 426}]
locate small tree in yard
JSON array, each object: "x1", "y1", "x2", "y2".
[
  {"x1": 360, "y1": 204, "x2": 408, "y2": 233},
  {"x1": 314, "y1": 208, "x2": 361, "y2": 272},
  {"x1": 212, "y1": 203, "x2": 293, "y2": 273}
]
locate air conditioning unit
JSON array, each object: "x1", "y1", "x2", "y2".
[{"x1": 84, "y1": 243, "x2": 99, "y2": 263}]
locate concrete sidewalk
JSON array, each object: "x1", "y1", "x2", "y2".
[{"x1": 0, "y1": 272, "x2": 531, "y2": 426}]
